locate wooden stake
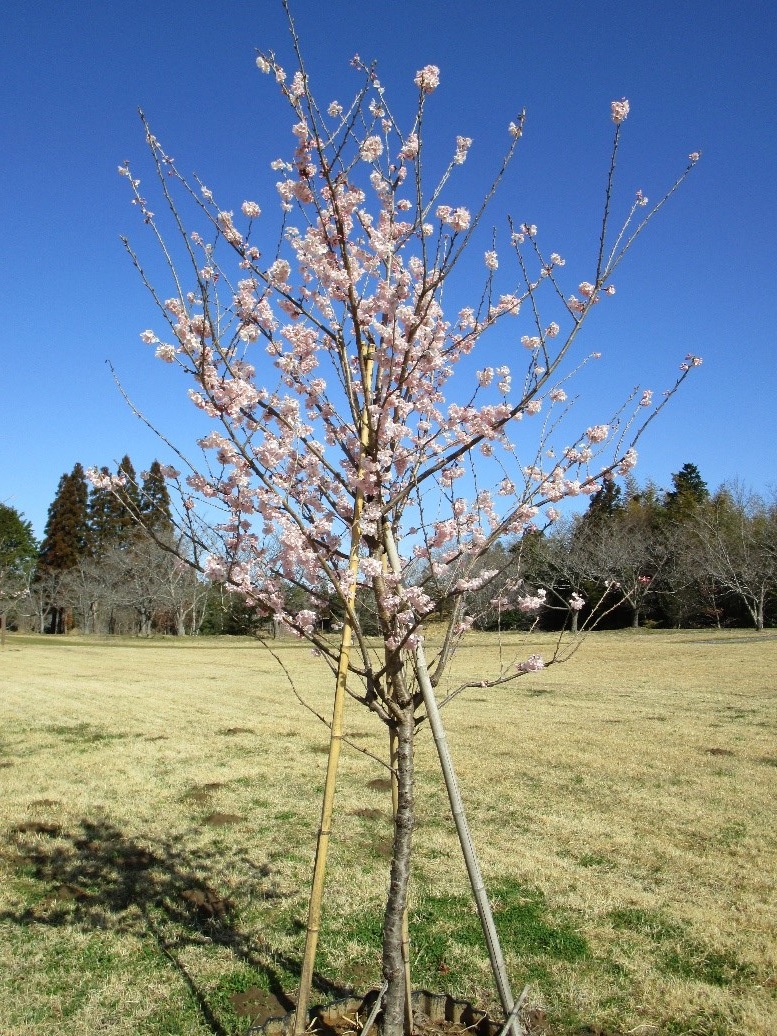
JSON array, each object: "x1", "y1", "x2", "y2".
[
  {"x1": 383, "y1": 523, "x2": 523, "y2": 1036},
  {"x1": 294, "y1": 350, "x2": 375, "y2": 1034}
]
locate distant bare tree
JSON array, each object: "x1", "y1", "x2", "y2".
[
  {"x1": 522, "y1": 523, "x2": 591, "y2": 633},
  {"x1": 574, "y1": 496, "x2": 667, "y2": 628},
  {"x1": 130, "y1": 534, "x2": 207, "y2": 635},
  {"x1": 60, "y1": 557, "x2": 105, "y2": 634},
  {"x1": 693, "y1": 484, "x2": 777, "y2": 631}
]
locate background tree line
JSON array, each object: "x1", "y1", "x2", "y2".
[
  {"x1": 414, "y1": 463, "x2": 777, "y2": 633},
  {"x1": 2, "y1": 457, "x2": 212, "y2": 636},
  {"x1": 2, "y1": 461, "x2": 775, "y2": 636}
]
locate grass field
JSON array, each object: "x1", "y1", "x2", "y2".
[{"x1": 1, "y1": 630, "x2": 776, "y2": 1035}]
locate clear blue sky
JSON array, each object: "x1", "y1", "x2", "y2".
[{"x1": 2, "y1": 0, "x2": 775, "y2": 539}]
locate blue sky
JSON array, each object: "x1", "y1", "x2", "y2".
[{"x1": 2, "y1": 0, "x2": 775, "y2": 539}]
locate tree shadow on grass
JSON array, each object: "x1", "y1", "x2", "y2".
[{"x1": 2, "y1": 816, "x2": 349, "y2": 1035}]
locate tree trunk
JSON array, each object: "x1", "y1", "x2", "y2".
[
  {"x1": 381, "y1": 524, "x2": 520, "y2": 1036},
  {"x1": 389, "y1": 729, "x2": 414, "y2": 1035},
  {"x1": 631, "y1": 607, "x2": 640, "y2": 629},
  {"x1": 382, "y1": 698, "x2": 415, "y2": 1036}
]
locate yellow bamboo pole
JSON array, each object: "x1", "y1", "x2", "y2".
[{"x1": 294, "y1": 351, "x2": 375, "y2": 1034}]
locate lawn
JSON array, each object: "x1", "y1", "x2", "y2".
[{"x1": 1, "y1": 630, "x2": 775, "y2": 1035}]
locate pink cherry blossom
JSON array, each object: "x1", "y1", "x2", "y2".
[
  {"x1": 360, "y1": 135, "x2": 384, "y2": 162},
  {"x1": 517, "y1": 654, "x2": 545, "y2": 673},
  {"x1": 618, "y1": 448, "x2": 638, "y2": 474},
  {"x1": 268, "y1": 259, "x2": 291, "y2": 286},
  {"x1": 585, "y1": 424, "x2": 609, "y2": 444},
  {"x1": 679, "y1": 354, "x2": 703, "y2": 371},
  {"x1": 155, "y1": 344, "x2": 177, "y2": 363},
  {"x1": 399, "y1": 133, "x2": 419, "y2": 160},
  {"x1": 217, "y1": 211, "x2": 242, "y2": 246},
  {"x1": 449, "y1": 207, "x2": 471, "y2": 231},
  {"x1": 611, "y1": 98, "x2": 630, "y2": 124},
  {"x1": 289, "y1": 71, "x2": 305, "y2": 99},
  {"x1": 414, "y1": 65, "x2": 440, "y2": 93},
  {"x1": 454, "y1": 136, "x2": 472, "y2": 164}
]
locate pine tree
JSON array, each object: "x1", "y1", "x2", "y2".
[
  {"x1": 114, "y1": 455, "x2": 143, "y2": 543},
  {"x1": 140, "y1": 460, "x2": 173, "y2": 531},
  {"x1": 39, "y1": 464, "x2": 90, "y2": 572},
  {"x1": 38, "y1": 464, "x2": 90, "y2": 634},
  {"x1": 88, "y1": 455, "x2": 155, "y2": 554},
  {"x1": 87, "y1": 466, "x2": 127, "y2": 556},
  {"x1": 582, "y1": 479, "x2": 623, "y2": 525},
  {"x1": 664, "y1": 462, "x2": 709, "y2": 518}
]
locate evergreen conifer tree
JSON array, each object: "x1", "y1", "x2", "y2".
[
  {"x1": 140, "y1": 460, "x2": 173, "y2": 531},
  {"x1": 0, "y1": 504, "x2": 37, "y2": 572},
  {"x1": 87, "y1": 465, "x2": 127, "y2": 556},
  {"x1": 664, "y1": 462, "x2": 709, "y2": 518},
  {"x1": 114, "y1": 455, "x2": 143, "y2": 543},
  {"x1": 0, "y1": 503, "x2": 38, "y2": 639},
  {"x1": 582, "y1": 479, "x2": 623, "y2": 525},
  {"x1": 38, "y1": 464, "x2": 90, "y2": 572}
]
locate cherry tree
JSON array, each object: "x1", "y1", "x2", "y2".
[{"x1": 106, "y1": 13, "x2": 701, "y2": 1035}]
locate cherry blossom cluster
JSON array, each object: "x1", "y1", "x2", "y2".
[{"x1": 118, "y1": 49, "x2": 702, "y2": 686}]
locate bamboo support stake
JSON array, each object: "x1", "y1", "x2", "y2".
[
  {"x1": 293, "y1": 592, "x2": 356, "y2": 1033},
  {"x1": 495, "y1": 985, "x2": 529, "y2": 1036},
  {"x1": 360, "y1": 981, "x2": 389, "y2": 1036},
  {"x1": 382, "y1": 523, "x2": 523, "y2": 1036},
  {"x1": 294, "y1": 353, "x2": 375, "y2": 1034}
]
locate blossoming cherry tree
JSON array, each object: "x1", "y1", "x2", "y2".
[{"x1": 113, "y1": 21, "x2": 700, "y2": 1035}]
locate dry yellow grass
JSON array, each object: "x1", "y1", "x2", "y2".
[{"x1": 1, "y1": 629, "x2": 775, "y2": 1035}]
